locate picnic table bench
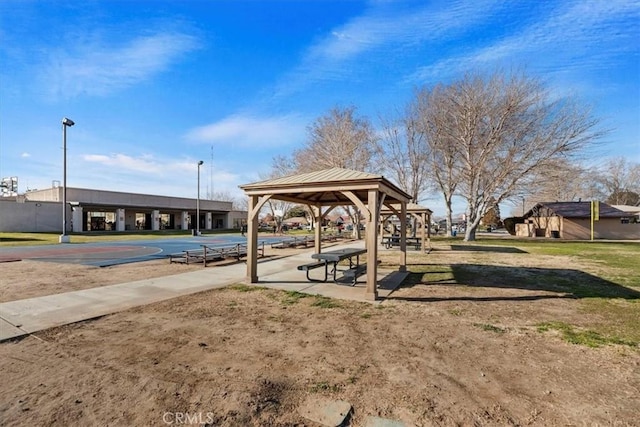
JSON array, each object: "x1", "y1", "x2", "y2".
[
  {"x1": 169, "y1": 242, "x2": 264, "y2": 267},
  {"x1": 271, "y1": 236, "x2": 315, "y2": 249},
  {"x1": 296, "y1": 247, "x2": 367, "y2": 285},
  {"x1": 340, "y1": 264, "x2": 367, "y2": 285},
  {"x1": 297, "y1": 261, "x2": 328, "y2": 282},
  {"x1": 381, "y1": 235, "x2": 422, "y2": 250}
]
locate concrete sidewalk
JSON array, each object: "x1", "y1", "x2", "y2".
[{"x1": 0, "y1": 242, "x2": 407, "y2": 342}]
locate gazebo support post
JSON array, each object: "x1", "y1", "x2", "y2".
[
  {"x1": 427, "y1": 211, "x2": 431, "y2": 249},
  {"x1": 313, "y1": 205, "x2": 322, "y2": 254},
  {"x1": 421, "y1": 212, "x2": 426, "y2": 253},
  {"x1": 246, "y1": 195, "x2": 260, "y2": 283},
  {"x1": 399, "y1": 202, "x2": 407, "y2": 272},
  {"x1": 365, "y1": 189, "x2": 379, "y2": 301}
]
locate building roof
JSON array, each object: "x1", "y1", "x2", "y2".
[
  {"x1": 525, "y1": 201, "x2": 626, "y2": 219},
  {"x1": 612, "y1": 205, "x2": 640, "y2": 214},
  {"x1": 380, "y1": 202, "x2": 433, "y2": 215}
]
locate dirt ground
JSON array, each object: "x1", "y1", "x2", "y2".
[{"x1": 0, "y1": 244, "x2": 638, "y2": 426}]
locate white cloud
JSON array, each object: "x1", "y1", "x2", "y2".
[
  {"x1": 408, "y1": 1, "x2": 640, "y2": 84},
  {"x1": 41, "y1": 31, "x2": 199, "y2": 98},
  {"x1": 83, "y1": 153, "x2": 162, "y2": 174},
  {"x1": 77, "y1": 152, "x2": 246, "y2": 198},
  {"x1": 184, "y1": 113, "x2": 306, "y2": 148},
  {"x1": 271, "y1": 0, "x2": 505, "y2": 98},
  {"x1": 21, "y1": 152, "x2": 30, "y2": 158}
]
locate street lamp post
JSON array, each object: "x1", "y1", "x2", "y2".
[
  {"x1": 59, "y1": 117, "x2": 75, "y2": 243},
  {"x1": 522, "y1": 197, "x2": 526, "y2": 216},
  {"x1": 196, "y1": 160, "x2": 204, "y2": 236}
]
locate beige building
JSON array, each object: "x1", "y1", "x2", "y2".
[
  {"x1": 0, "y1": 186, "x2": 245, "y2": 233},
  {"x1": 516, "y1": 201, "x2": 640, "y2": 240}
]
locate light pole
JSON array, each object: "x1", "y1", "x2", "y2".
[
  {"x1": 522, "y1": 197, "x2": 525, "y2": 216},
  {"x1": 196, "y1": 160, "x2": 204, "y2": 236},
  {"x1": 59, "y1": 117, "x2": 75, "y2": 243}
]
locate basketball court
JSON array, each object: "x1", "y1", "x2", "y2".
[{"x1": 0, "y1": 235, "x2": 287, "y2": 267}]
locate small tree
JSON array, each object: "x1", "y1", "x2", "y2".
[{"x1": 481, "y1": 198, "x2": 500, "y2": 228}]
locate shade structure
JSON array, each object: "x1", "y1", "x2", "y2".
[
  {"x1": 380, "y1": 202, "x2": 433, "y2": 252},
  {"x1": 239, "y1": 167, "x2": 412, "y2": 300}
]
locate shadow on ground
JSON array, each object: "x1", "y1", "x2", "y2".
[
  {"x1": 388, "y1": 264, "x2": 640, "y2": 302},
  {"x1": 0, "y1": 237, "x2": 47, "y2": 243},
  {"x1": 448, "y1": 245, "x2": 527, "y2": 254}
]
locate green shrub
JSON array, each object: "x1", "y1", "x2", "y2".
[{"x1": 503, "y1": 216, "x2": 525, "y2": 235}]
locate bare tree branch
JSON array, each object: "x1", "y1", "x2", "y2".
[{"x1": 417, "y1": 71, "x2": 604, "y2": 241}]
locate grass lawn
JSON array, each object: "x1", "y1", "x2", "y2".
[{"x1": 381, "y1": 236, "x2": 640, "y2": 348}]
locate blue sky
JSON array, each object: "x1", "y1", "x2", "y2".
[{"x1": 1, "y1": 0, "x2": 638, "y2": 217}]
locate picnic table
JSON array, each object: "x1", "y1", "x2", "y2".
[
  {"x1": 297, "y1": 247, "x2": 367, "y2": 285},
  {"x1": 381, "y1": 235, "x2": 422, "y2": 250},
  {"x1": 169, "y1": 242, "x2": 264, "y2": 267}
]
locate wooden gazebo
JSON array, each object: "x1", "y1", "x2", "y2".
[
  {"x1": 380, "y1": 202, "x2": 433, "y2": 252},
  {"x1": 239, "y1": 168, "x2": 412, "y2": 300}
]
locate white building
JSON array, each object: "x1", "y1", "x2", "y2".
[{"x1": 0, "y1": 186, "x2": 246, "y2": 233}]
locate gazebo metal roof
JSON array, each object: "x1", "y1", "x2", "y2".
[
  {"x1": 380, "y1": 202, "x2": 433, "y2": 215},
  {"x1": 240, "y1": 167, "x2": 412, "y2": 206}
]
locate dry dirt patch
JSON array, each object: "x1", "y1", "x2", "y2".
[
  {"x1": 0, "y1": 245, "x2": 302, "y2": 303},
  {"x1": 0, "y1": 243, "x2": 638, "y2": 426}
]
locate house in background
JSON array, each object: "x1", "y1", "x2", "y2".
[
  {"x1": 612, "y1": 205, "x2": 640, "y2": 223},
  {"x1": 516, "y1": 201, "x2": 640, "y2": 240}
]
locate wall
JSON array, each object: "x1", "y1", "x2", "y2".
[
  {"x1": 516, "y1": 216, "x2": 640, "y2": 240},
  {"x1": 563, "y1": 218, "x2": 640, "y2": 240},
  {"x1": 0, "y1": 199, "x2": 63, "y2": 232},
  {"x1": 25, "y1": 187, "x2": 233, "y2": 211},
  {"x1": 520, "y1": 216, "x2": 560, "y2": 237},
  {"x1": 228, "y1": 210, "x2": 248, "y2": 229}
]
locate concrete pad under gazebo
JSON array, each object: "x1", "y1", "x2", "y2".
[{"x1": 239, "y1": 168, "x2": 412, "y2": 300}]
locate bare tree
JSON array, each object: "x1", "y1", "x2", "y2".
[
  {"x1": 524, "y1": 159, "x2": 594, "y2": 203},
  {"x1": 418, "y1": 71, "x2": 603, "y2": 241},
  {"x1": 232, "y1": 196, "x2": 248, "y2": 212},
  {"x1": 294, "y1": 106, "x2": 376, "y2": 171},
  {"x1": 415, "y1": 85, "x2": 462, "y2": 236},
  {"x1": 210, "y1": 189, "x2": 248, "y2": 212},
  {"x1": 375, "y1": 106, "x2": 431, "y2": 200},
  {"x1": 210, "y1": 190, "x2": 234, "y2": 202},
  {"x1": 293, "y1": 106, "x2": 377, "y2": 238},
  {"x1": 591, "y1": 157, "x2": 640, "y2": 205},
  {"x1": 374, "y1": 106, "x2": 431, "y2": 235},
  {"x1": 262, "y1": 156, "x2": 298, "y2": 233}
]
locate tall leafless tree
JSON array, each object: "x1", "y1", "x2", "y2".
[
  {"x1": 262, "y1": 155, "x2": 298, "y2": 233},
  {"x1": 294, "y1": 106, "x2": 376, "y2": 172},
  {"x1": 210, "y1": 189, "x2": 248, "y2": 211},
  {"x1": 375, "y1": 106, "x2": 431, "y2": 201},
  {"x1": 417, "y1": 71, "x2": 603, "y2": 241},
  {"x1": 293, "y1": 106, "x2": 377, "y2": 237},
  {"x1": 374, "y1": 105, "x2": 431, "y2": 235},
  {"x1": 415, "y1": 85, "x2": 462, "y2": 235},
  {"x1": 524, "y1": 159, "x2": 594, "y2": 203},
  {"x1": 591, "y1": 157, "x2": 640, "y2": 205}
]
